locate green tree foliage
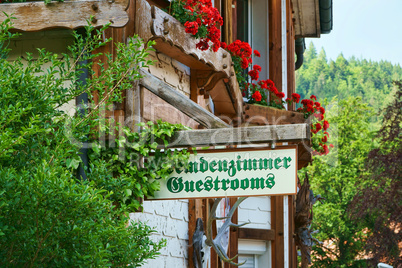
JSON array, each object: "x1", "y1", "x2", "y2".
[
  {"x1": 350, "y1": 82, "x2": 402, "y2": 266},
  {"x1": 301, "y1": 97, "x2": 375, "y2": 267},
  {"x1": 296, "y1": 42, "x2": 402, "y2": 115},
  {"x1": 0, "y1": 16, "x2": 189, "y2": 266}
]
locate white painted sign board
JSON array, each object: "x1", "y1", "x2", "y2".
[{"x1": 150, "y1": 146, "x2": 297, "y2": 200}]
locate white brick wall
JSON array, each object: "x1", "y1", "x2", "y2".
[
  {"x1": 130, "y1": 199, "x2": 189, "y2": 268},
  {"x1": 238, "y1": 196, "x2": 271, "y2": 229}
]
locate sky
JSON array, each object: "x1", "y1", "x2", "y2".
[{"x1": 308, "y1": 0, "x2": 402, "y2": 66}]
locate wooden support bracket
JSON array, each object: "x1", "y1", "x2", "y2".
[{"x1": 139, "y1": 68, "x2": 230, "y2": 129}]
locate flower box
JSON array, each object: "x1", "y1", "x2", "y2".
[
  {"x1": 243, "y1": 104, "x2": 306, "y2": 126},
  {"x1": 242, "y1": 104, "x2": 312, "y2": 168},
  {"x1": 135, "y1": 0, "x2": 243, "y2": 117}
]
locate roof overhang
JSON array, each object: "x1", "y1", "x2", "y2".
[{"x1": 292, "y1": 0, "x2": 321, "y2": 38}]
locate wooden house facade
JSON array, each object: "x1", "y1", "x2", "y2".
[{"x1": 1, "y1": 0, "x2": 331, "y2": 266}]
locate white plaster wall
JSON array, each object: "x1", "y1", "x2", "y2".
[{"x1": 146, "y1": 50, "x2": 191, "y2": 97}]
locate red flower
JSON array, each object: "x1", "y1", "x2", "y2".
[
  {"x1": 323, "y1": 144, "x2": 329, "y2": 155},
  {"x1": 184, "y1": 21, "x2": 199, "y2": 35},
  {"x1": 253, "y1": 64, "x2": 262, "y2": 72},
  {"x1": 315, "y1": 122, "x2": 322, "y2": 132},
  {"x1": 314, "y1": 113, "x2": 324, "y2": 121},
  {"x1": 248, "y1": 69, "x2": 259, "y2": 81},
  {"x1": 322, "y1": 136, "x2": 328, "y2": 143},
  {"x1": 212, "y1": 41, "x2": 220, "y2": 52},
  {"x1": 196, "y1": 40, "x2": 209, "y2": 50},
  {"x1": 323, "y1": 120, "x2": 329, "y2": 130},
  {"x1": 314, "y1": 102, "x2": 321, "y2": 107},
  {"x1": 254, "y1": 50, "x2": 261, "y2": 57},
  {"x1": 252, "y1": 91, "x2": 262, "y2": 102},
  {"x1": 269, "y1": 86, "x2": 279, "y2": 95},
  {"x1": 310, "y1": 94, "x2": 317, "y2": 100},
  {"x1": 291, "y1": 93, "x2": 300, "y2": 103},
  {"x1": 301, "y1": 99, "x2": 311, "y2": 106},
  {"x1": 319, "y1": 106, "x2": 325, "y2": 115},
  {"x1": 329, "y1": 144, "x2": 334, "y2": 148},
  {"x1": 241, "y1": 58, "x2": 249, "y2": 69},
  {"x1": 220, "y1": 41, "x2": 227, "y2": 49},
  {"x1": 276, "y1": 92, "x2": 285, "y2": 99}
]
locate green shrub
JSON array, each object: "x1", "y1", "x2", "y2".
[{"x1": 0, "y1": 15, "x2": 188, "y2": 266}]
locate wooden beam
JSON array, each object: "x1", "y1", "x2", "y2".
[
  {"x1": 288, "y1": 195, "x2": 297, "y2": 268},
  {"x1": 0, "y1": 0, "x2": 129, "y2": 32},
  {"x1": 269, "y1": 0, "x2": 282, "y2": 91},
  {"x1": 139, "y1": 69, "x2": 230, "y2": 129},
  {"x1": 271, "y1": 196, "x2": 284, "y2": 268},
  {"x1": 227, "y1": 198, "x2": 239, "y2": 268},
  {"x1": 166, "y1": 124, "x2": 310, "y2": 147},
  {"x1": 243, "y1": 104, "x2": 305, "y2": 125},
  {"x1": 237, "y1": 228, "x2": 275, "y2": 241},
  {"x1": 287, "y1": 0, "x2": 296, "y2": 111}
]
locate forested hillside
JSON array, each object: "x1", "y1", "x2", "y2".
[
  {"x1": 296, "y1": 42, "x2": 402, "y2": 112},
  {"x1": 298, "y1": 42, "x2": 402, "y2": 267}
]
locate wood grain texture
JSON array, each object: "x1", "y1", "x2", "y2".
[
  {"x1": 166, "y1": 124, "x2": 310, "y2": 147},
  {"x1": 142, "y1": 89, "x2": 199, "y2": 129},
  {"x1": 287, "y1": 0, "x2": 296, "y2": 111},
  {"x1": 272, "y1": 195, "x2": 284, "y2": 268},
  {"x1": 237, "y1": 228, "x2": 275, "y2": 241},
  {"x1": 269, "y1": 0, "x2": 282, "y2": 91},
  {"x1": 139, "y1": 68, "x2": 230, "y2": 129},
  {"x1": 151, "y1": 6, "x2": 232, "y2": 74},
  {"x1": 227, "y1": 197, "x2": 239, "y2": 268},
  {"x1": 243, "y1": 104, "x2": 306, "y2": 125},
  {"x1": 134, "y1": 0, "x2": 244, "y2": 120},
  {"x1": 0, "y1": 0, "x2": 129, "y2": 32}
]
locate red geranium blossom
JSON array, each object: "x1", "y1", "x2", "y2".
[
  {"x1": 310, "y1": 94, "x2": 317, "y2": 100},
  {"x1": 196, "y1": 40, "x2": 210, "y2": 50},
  {"x1": 323, "y1": 120, "x2": 329, "y2": 130},
  {"x1": 291, "y1": 93, "x2": 301, "y2": 103},
  {"x1": 276, "y1": 92, "x2": 285, "y2": 99},
  {"x1": 184, "y1": 21, "x2": 199, "y2": 35},
  {"x1": 315, "y1": 122, "x2": 322, "y2": 132},
  {"x1": 248, "y1": 69, "x2": 259, "y2": 81},
  {"x1": 253, "y1": 64, "x2": 262, "y2": 72},
  {"x1": 319, "y1": 106, "x2": 325, "y2": 115},
  {"x1": 252, "y1": 90, "x2": 262, "y2": 102},
  {"x1": 254, "y1": 50, "x2": 261, "y2": 57}
]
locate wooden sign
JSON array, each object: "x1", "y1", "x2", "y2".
[{"x1": 150, "y1": 146, "x2": 297, "y2": 200}]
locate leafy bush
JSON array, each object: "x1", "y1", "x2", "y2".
[{"x1": 0, "y1": 15, "x2": 188, "y2": 266}]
